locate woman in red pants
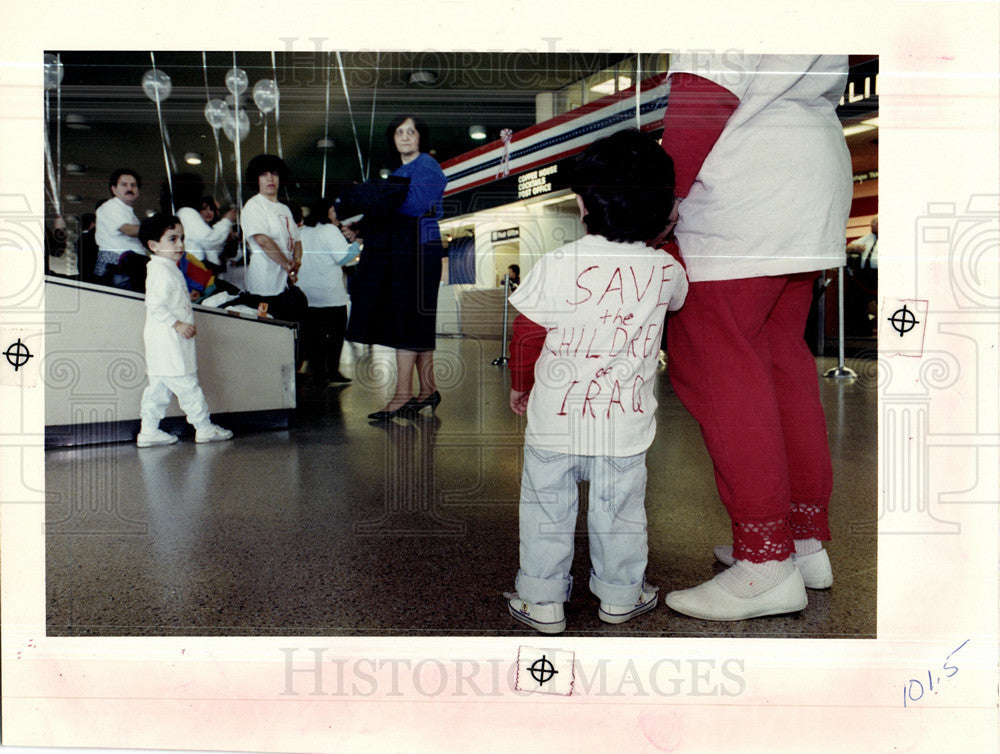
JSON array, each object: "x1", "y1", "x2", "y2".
[{"x1": 661, "y1": 54, "x2": 853, "y2": 620}]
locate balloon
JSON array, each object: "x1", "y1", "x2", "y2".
[
  {"x1": 252, "y1": 79, "x2": 278, "y2": 114},
  {"x1": 43, "y1": 53, "x2": 64, "y2": 90},
  {"x1": 204, "y1": 98, "x2": 228, "y2": 129},
  {"x1": 141, "y1": 69, "x2": 172, "y2": 103},
  {"x1": 225, "y1": 68, "x2": 248, "y2": 96},
  {"x1": 222, "y1": 108, "x2": 250, "y2": 142}
]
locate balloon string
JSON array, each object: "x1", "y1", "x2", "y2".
[
  {"x1": 321, "y1": 51, "x2": 331, "y2": 198},
  {"x1": 634, "y1": 54, "x2": 642, "y2": 129},
  {"x1": 150, "y1": 51, "x2": 174, "y2": 213},
  {"x1": 365, "y1": 52, "x2": 380, "y2": 182},
  {"x1": 271, "y1": 51, "x2": 283, "y2": 159},
  {"x1": 336, "y1": 51, "x2": 365, "y2": 182},
  {"x1": 43, "y1": 91, "x2": 61, "y2": 216},
  {"x1": 202, "y1": 51, "x2": 222, "y2": 198},
  {"x1": 56, "y1": 53, "x2": 62, "y2": 208},
  {"x1": 234, "y1": 51, "x2": 246, "y2": 281},
  {"x1": 263, "y1": 117, "x2": 268, "y2": 154}
]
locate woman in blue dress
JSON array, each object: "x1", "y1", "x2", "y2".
[{"x1": 343, "y1": 114, "x2": 448, "y2": 421}]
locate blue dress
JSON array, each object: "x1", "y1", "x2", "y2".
[{"x1": 344, "y1": 153, "x2": 447, "y2": 351}]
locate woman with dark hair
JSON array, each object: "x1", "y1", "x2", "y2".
[
  {"x1": 240, "y1": 154, "x2": 308, "y2": 333},
  {"x1": 342, "y1": 114, "x2": 448, "y2": 421},
  {"x1": 163, "y1": 173, "x2": 236, "y2": 270}
]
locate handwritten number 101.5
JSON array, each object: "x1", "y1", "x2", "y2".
[{"x1": 903, "y1": 639, "x2": 969, "y2": 707}]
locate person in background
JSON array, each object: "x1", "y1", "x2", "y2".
[
  {"x1": 163, "y1": 173, "x2": 237, "y2": 274},
  {"x1": 76, "y1": 212, "x2": 98, "y2": 283},
  {"x1": 94, "y1": 168, "x2": 146, "y2": 289},
  {"x1": 240, "y1": 154, "x2": 308, "y2": 359},
  {"x1": 295, "y1": 197, "x2": 360, "y2": 388},
  {"x1": 660, "y1": 54, "x2": 852, "y2": 621},
  {"x1": 506, "y1": 263, "x2": 520, "y2": 291},
  {"x1": 845, "y1": 215, "x2": 878, "y2": 336},
  {"x1": 342, "y1": 114, "x2": 448, "y2": 421}
]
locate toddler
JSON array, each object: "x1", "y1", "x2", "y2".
[{"x1": 136, "y1": 214, "x2": 233, "y2": 447}]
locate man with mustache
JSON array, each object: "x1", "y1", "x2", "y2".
[{"x1": 94, "y1": 168, "x2": 146, "y2": 289}]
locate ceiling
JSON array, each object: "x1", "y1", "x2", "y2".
[{"x1": 47, "y1": 50, "x2": 636, "y2": 215}]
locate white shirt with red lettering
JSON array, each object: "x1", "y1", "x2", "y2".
[{"x1": 509, "y1": 234, "x2": 688, "y2": 456}]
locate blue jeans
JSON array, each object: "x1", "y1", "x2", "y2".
[{"x1": 515, "y1": 446, "x2": 650, "y2": 606}]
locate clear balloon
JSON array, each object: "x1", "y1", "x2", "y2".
[
  {"x1": 225, "y1": 68, "x2": 249, "y2": 96},
  {"x1": 43, "y1": 53, "x2": 64, "y2": 91},
  {"x1": 252, "y1": 79, "x2": 279, "y2": 114},
  {"x1": 204, "y1": 98, "x2": 228, "y2": 129},
  {"x1": 141, "y1": 69, "x2": 172, "y2": 103},
  {"x1": 222, "y1": 108, "x2": 250, "y2": 143}
]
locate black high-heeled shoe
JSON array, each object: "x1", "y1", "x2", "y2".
[
  {"x1": 412, "y1": 391, "x2": 441, "y2": 413},
  {"x1": 367, "y1": 399, "x2": 420, "y2": 422}
]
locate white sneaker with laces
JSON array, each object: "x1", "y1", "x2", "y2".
[
  {"x1": 195, "y1": 423, "x2": 233, "y2": 444},
  {"x1": 136, "y1": 429, "x2": 178, "y2": 448},
  {"x1": 599, "y1": 582, "x2": 659, "y2": 624},
  {"x1": 506, "y1": 594, "x2": 566, "y2": 634},
  {"x1": 713, "y1": 545, "x2": 833, "y2": 589}
]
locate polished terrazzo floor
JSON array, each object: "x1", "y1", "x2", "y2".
[{"x1": 46, "y1": 337, "x2": 878, "y2": 638}]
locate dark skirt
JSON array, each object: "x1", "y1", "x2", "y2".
[{"x1": 346, "y1": 216, "x2": 443, "y2": 351}]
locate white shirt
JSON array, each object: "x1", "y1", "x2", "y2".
[
  {"x1": 241, "y1": 193, "x2": 298, "y2": 296},
  {"x1": 143, "y1": 255, "x2": 196, "y2": 376},
  {"x1": 297, "y1": 224, "x2": 359, "y2": 308},
  {"x1": 509, "y1": 235, "x2": 688, "y2": 456},
  {"x1": 95, "y1": 196, "x2": 144, "y2": 254},
  {"x1": 669, "y1": 54, "x2": 853, "y2": 282},
  {"x1": 177, "y1": 206, "x2": 233, "y2": 265}
]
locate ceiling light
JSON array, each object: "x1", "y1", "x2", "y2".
[
  {"x1": 65, "y1": 113, "x2": 90, "y2": 130},
  {"x1": 184, "y1": 152, "x2": 202, "y2": 166},
  {"x1": 590, "y1": 76, "x2": 632, "y2": 95},
  {"x1": 316, "y1": 138, "x2": 335, "y2": 150},
  {"x1": 379, "y1": 168, "x2": 391, "y2": 179},
  {"x1": 469, "y1": 125, "x2": 487, "y2": 140},
  {"x1": 842, "y1": 123, "x2": 876, "y2": 137},
  {"x1": 65, "y1": 194, "x2": 81, "y2": 203},
  {"x1": 65, "y1": 163, "x2": 86, "y2": 174},
  {"x1": 408, "y1": 70, "x2": 437, "y2": 86},
  {"x1": 861, "y1": 117, "x2": 879, "y2": 128}
]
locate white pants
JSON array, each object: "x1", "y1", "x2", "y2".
[{"x1": 140, "y1": 374, "x2": 211, "y2": 433}]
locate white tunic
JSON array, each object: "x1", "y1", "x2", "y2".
[
  {"x1": 241, "y1": 193, "x2": 298, "y2": 296},
  {"x1": 176, "y1": 206, "x2": 233, "y2": 266},
  {"x1": 509, "y1": 235, "x2": 688, "y2": 457},
  {"x1": 297, "y1": 224, "x2": 359, "y2": 308},
  {"x1": 668, "y1": 53, "x2": 853, "y2": 282},
  {"x1": 143, "y1": 255, "x2": 197, "y2": 376}
]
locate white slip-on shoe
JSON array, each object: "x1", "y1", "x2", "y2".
[
  {"x1": 506, "y1": 594, "x2": 566, "y2": 634},
  {"x1": 713, "y1": 545, "x2": 833, "y2": 589},
  {"x1": 195, "y1": 423, "x2": 234, "y2": 444},
  {"x1": 136, "y1": 429, "x2": 178, "y2": 448},
  {"x1": 599, "y1": 582, "x2": 659, "y2": 624},
  {"x1": 664, "y1": 567, "x2": 808, "y2": 621}
]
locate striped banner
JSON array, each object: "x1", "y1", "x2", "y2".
[{"x1": 441, "y1": 73, "x2": 670, "y2": 197}]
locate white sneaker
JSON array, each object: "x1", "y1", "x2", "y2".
[
  {"x1": 665, "y1": 566, "x2": 807, "y2": 621},
  {"x1": 713, "y1": 545, "x2": 833, "y2": 589},
  {"x1": 506, "y1": 594, "x2": 566, "y2": 634},
  {"x1": 136, "y1": 429, "x2": 178, "y2": 448},
  {"x1": 599, "y1": 582, "x2": 659, "y2": 624},
  {"x1": 195, "y1": 423, "x2": 233, "y2": 444}
]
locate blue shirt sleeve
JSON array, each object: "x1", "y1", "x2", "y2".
[{"x1": 395, "y1": 154, "x2": 447, "y2": 219}]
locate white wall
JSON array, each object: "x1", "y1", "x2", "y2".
[{"x1": 45, "y1": 280, "x2": 296, "y2": 429}]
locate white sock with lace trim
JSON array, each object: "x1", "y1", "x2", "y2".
[
  {"x1": 794, "y1": 538, "x2": 823, "y2": 557},
  {"x1": 715, "y1": 559, "x2": 795, "y2": 598}
]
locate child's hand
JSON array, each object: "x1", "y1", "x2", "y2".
[
  {"x1": 174, "y1": 321, "x2": 196, "y2": 339},
  {"x1": 509, "y1": 388, "x2": 530, "y2": 415},
  {"x1": 189, "y1": 290, "x2": 200, "y2": 302}
]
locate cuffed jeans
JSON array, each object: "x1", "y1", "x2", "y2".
[{"x1": 515, "y1": 445, "x2": 650, "y2": 606}]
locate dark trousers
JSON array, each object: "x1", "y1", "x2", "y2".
[{"x1": 304, "y1": 305, "x2": 348, "y2": 382}]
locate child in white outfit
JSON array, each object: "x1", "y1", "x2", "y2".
[
  {"x1": 136, "y1": 214, "x2": 233, "y2": 447},
  {"x1": 505, "y1": 130, "x2": 688, "y2": 633}
]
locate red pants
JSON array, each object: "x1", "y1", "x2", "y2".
[{"x1": 667, "y1": 272, "x2": 832, "y2": 563}]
